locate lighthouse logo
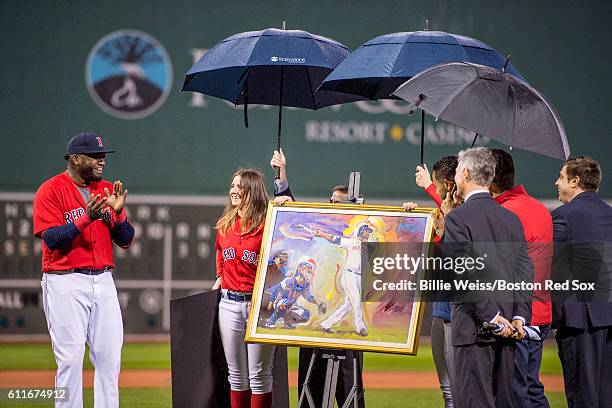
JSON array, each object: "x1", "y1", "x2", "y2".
[{"x1": 85, "y1": 30, "x2": 173, "y2": 120}]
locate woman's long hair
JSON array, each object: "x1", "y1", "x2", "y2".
[{"x1": 216, "y1": 168, "x2": 269, "y2": 235}]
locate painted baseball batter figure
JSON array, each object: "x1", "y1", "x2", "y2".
[
  {"x1": 264, "y1": 259, "x2": 326, "y2": 329},
  {"x1": 33, "y1": 132, "x2": 134, "y2": 408},
  {"x1": 296, "y1": 223, "x2": 375, "y2": 337}
]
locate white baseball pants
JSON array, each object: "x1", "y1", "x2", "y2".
[
  {"x1": 218, "y1": 294, "x2": 275, "y2": 394},
  {"x1": 321, "y1": 270, "x2": 366, "y2": 332},
  {"x1": 42, "y1": 272, "x2": 123, "y2": 408}
]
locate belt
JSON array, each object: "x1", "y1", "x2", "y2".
[
  {"x1": 70, "y1": 267, "x2": 112, "y2": 275},
  {"x1": 223, "y1": 291, "x2": 252, "y2": 302}
]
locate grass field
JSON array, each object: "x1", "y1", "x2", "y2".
[
  {"x1": 0, "y1": 342, "x2": 563, "y2": 374},
  {"x1": 0, "y1": 342, "x2": 567, "y2": 407}
]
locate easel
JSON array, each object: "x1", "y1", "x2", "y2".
[
  {"x1": 347, "y1": 171, "x2": 364, "y2": 204},
  {"x1": 298, "y1": 171, "x2": 365, "y2": 408},
  {"x1": 298, "y1": 348, "x2": 364, "y2": 408}
]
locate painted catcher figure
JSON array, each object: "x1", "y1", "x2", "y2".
[{"x1": 264, "y1": 258, "x2": 326, "y2": 329}]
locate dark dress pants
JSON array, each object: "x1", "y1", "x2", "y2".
[
  {"x1": 453, "y1": 339, "x2": 516, "y2": 408},
  {"x1": 556, "y1": 322, "x2": 612, "y2": 408},
  {"x1": 513, "y1": 324, "x2": 551, "y2": 408}
]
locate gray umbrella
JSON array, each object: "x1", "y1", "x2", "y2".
[{"x1": 392, "y1": 61, "x2": 570, "y2": 160}]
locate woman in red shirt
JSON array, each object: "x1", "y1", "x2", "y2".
[{"x1": 213, "y1": 168, "x2": 274, "y2": 408}]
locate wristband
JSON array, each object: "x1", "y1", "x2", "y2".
[{"x1": 74, "y1": 214, "x2": 93, "y2": 231}]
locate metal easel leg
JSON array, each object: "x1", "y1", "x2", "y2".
[
  {"x1": 341, "y1": 353, "x2": 364, "y2": 408},
  {"x1": 299, "y1": 349, "x2": 347, "y2": 408},
  {"x1": 321, "y1": 351, "x2": 342, "y2": 408},
  {"x1": 298, "y1": 348, "x2": 318, "y2": 408}
]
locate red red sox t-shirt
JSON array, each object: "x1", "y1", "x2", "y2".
[{"x1": 215, "y1": 217, "x2": 264, "y2": 293}]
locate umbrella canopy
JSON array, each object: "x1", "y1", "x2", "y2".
[
  {"x1": 319, "y1": 30, "x2": 526, "y2": 100},
  {"x1": 318, "y1": 30, "x2": 526, "y2": 164},
  {"x1": 182, "y1": 28, "x2": 362, "y2": 109},
  {"x1": 182, "y1": 28, "x2": 362, "y2": 179},
  {"x1": 392, "y1": 61, "x2": 570, "y2": 160}
]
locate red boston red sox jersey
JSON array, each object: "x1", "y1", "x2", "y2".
[
  {"x1": 33, "y1": 172, "x2": 122, "y2": 272},
  {"x1": 215, "y1": 217, "x2": 264, "y2": 293}
]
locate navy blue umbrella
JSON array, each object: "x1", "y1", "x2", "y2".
[
  {"x1": 182, "y1": 28, "x2": 362, "y2": 174},
  {"x1": 318, "y1": 29, "x2": 526, "y2": 163}
]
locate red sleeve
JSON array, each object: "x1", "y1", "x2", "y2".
[
  {"x1": 424, "y1": 183, "x2": 443, "y2": 208},
  {"x1": 215, "y1": 233, "x2": 224, "y2": 278},
  {"x1": 33, "y1": 180, "x2": 65, "y2": 238}
]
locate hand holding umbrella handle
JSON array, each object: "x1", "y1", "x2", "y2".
[{"x1": 270, "y1": 149, "x2": 287, "y2": 183}]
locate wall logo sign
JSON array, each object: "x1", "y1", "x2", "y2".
[{"x1": 85, "y1": 30, "x2": 173, "y2": 120}]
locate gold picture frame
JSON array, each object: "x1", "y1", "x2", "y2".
[{"x1": 245, "y1": 201, "x2": 436, "y2": 355}]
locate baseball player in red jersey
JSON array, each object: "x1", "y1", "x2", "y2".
[
  {"x1": 213, "y1": 168, "x2": 275, "y2": 408},
  {"x1": 33, "y1": 132, "x2": 135, "y2": 408}
]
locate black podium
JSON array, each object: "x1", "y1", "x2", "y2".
[{"x1": 170, "y1": 290, "x2": 289, "y2": 408}]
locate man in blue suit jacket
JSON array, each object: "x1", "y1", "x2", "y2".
[
  {"x1": 552, "y1": 156, "x2": 612, "y2": 408},
  {"x1": 443, "y1": 148, "x2": 533, "y2": 408}
]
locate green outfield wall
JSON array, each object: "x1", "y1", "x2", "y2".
[{"x1": 1, "y1": 0, "x2": 610, "y2": 199}]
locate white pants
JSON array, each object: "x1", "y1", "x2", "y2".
[
  {"x1": 321, "y1": 271, "x2": 366, "y2": 332},
  {"x1": 42, "y1": 272, "x2": 123, "y2": 408},
  {"x1": 218, "y1": 295, "x2": 275, "y2": 394}
]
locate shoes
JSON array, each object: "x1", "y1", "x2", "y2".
[
  {"x1": 356, "y1": 328, "x2": 368, "y2": 337},
  {"x1": 321, "y1": 326, "x2": 335, "y2": 334},
  {"x1": 284, "y1": 322, "x2": 296, "y2": 329},
  {"x1": 264, "y1": 320, "x2": 277, "y2": 328}
]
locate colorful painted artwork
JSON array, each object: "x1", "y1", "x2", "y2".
[{"x1": 245, "y1": 202, "x2": 435, "y2": 354}]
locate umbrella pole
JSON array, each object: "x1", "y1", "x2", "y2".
[
  {"x1": 238, "y1": 68, "x2": 251, "y2": 128},
  {"x1": 470, "y1": 133, "x2": 479, "y2": 148},
  {"x1": 243, "y1": 81, "x2": 249, "y2": 128},
  {"x1": 420, "y1": 110, "x2": 425, "y2": 165},
  {"x1": 275, "y1": 67, "x2": 284, "y2": 179}
]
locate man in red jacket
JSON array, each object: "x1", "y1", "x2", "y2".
[{"x1": 490, "y1": 149, "x2": 553, "y2": 408}]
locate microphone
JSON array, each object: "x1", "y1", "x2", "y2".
[
  {"x1": 481, "y1": 321, "x2": 517, "y2": 335},
  {"x1": 481, "y1": 322, "x2": 505, "y2": 334}
]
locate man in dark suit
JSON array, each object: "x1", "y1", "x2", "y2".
[
  {"x1": 443, "y1": 147, "x2": 533, "y2": 408},
  {"x1": 552, "y1": 156, "x2": 612, "y2": 408}
]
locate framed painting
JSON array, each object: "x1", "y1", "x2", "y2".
[{"x1": 245, "y1": 202, "x2": 436, "y2": 355}]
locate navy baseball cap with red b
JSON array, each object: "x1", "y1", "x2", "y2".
[{"x1": 65, "y1": 132, "x2": 116, "y2": 158}]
